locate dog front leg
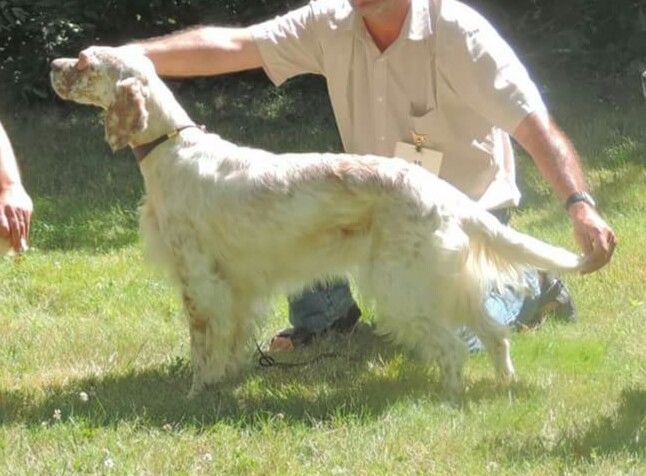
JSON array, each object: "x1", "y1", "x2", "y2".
[
  {"x1": 222, "y1": 295, "x2": 265, "y2": 377},
  {"x1": 421, "y1": 326, "x2": 469, "y2": 400},
  {"x1": 182, "y1": 282, "x2": 234, "y2": 398}
]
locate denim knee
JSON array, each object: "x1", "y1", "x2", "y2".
[{"x1": 288, "y1": 279, "x2": 357, "y2": 334}]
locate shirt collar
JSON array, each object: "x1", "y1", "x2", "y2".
[{"x1": 330, "y1": 0, "x2": 433, "y2": 40}]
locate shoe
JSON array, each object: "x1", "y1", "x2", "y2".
[
  {"x1": 330, "y1": 303, "x2": 361, "y2": 332},
  {"x1": 268, "y1": 327, "x2": 315, "y2": 352},
  {"x1": 268, "y1": 304, "x2": 362, "y2": 352},
  {"x1": 537, "y1": 273, "x2": 577, "y2": 323}
]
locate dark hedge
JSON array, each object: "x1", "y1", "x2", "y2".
[{"x1": 1, "y1": 0, "x2": 644, "y2": 101}]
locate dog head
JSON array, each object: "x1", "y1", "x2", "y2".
[{"x1": 50, "y1": 46, "x2": 154, "y2": 151}]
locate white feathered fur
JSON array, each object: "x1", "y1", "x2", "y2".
[{"x1": 51, "y1": 47, "x2": 586, "y2": 398}]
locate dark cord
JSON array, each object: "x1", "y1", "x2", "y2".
[{"x1": 254, "y1": 340, "x2": 347, "y2": 368}]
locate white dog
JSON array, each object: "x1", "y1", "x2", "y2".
[{"x1": 50, "y1": 47, "x2": 587, "y2": 398}]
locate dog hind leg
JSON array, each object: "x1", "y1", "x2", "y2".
[
  {"x1": 415, "y1": 323, "x2": 469, "y2": 399},
  {"x1": 470, "y1": 313, "x2": 515, "y2": 384},
  {"x1": 358, "y1": 272, "x2": 468, "y2": 399}
]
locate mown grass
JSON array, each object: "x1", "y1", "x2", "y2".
[{"x1": 0, "y1": 71, "x2": 644, "y2": 474}]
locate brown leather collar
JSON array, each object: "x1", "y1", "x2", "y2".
[{"x1": 131, "y1": 124, "x2": 204, "y2": 162}]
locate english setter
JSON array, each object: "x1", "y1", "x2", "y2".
[{"x1": 50, "y1": 47, "x2": 588, "y2": 398}]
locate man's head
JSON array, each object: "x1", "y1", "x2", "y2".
[{"x1": 50, "y1": 47, "x2": 154, "y2": 150}]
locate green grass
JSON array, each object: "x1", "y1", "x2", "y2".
[{"x1": 0, "y1": 73, "x2": 644, "y2": 475}]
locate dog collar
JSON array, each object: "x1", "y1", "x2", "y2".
[{"x1": 131, "y1": 124, "x2": 205, "y2": 162}]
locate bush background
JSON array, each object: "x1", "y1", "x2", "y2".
[{"x1": 1, "y1": 0, "x2": 645, "y2": 102}]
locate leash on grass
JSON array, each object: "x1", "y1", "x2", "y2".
[{"x1": 254, "y1": 339, "x2": 350, "y2": 369}]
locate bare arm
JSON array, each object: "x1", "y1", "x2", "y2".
[
  {"x1": 513, "y1": 111, "x2": 616, "y2": 273},
  {"x1": 0, "y1": 122, "x2": 21, "y2": 188},
  {"x1": 0, "y1": 121, "x2": 32, "y2": 251},
  {"x1": 127, "y1": 26, "x2": 263, "y2": 77}
]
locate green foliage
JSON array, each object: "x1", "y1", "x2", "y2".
[
  {"x1": 0, "y1": 0, "x2": 199, "y2": 100},
  {"x1": 0, "y1": 0, "x2": 298, "y2": 101},
  {"x1": 1, "y1": 0, "x2": 90, "y2": 99},
  {"x1": 1, "y1": 0, "x2": 645, "y2": 103},
  {"x1": 475, "y1": 0, "x2": 646, "y2": 72}
]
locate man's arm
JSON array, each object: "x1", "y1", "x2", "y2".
[
  {"x1": 121, "y1": 27, "x2": 263, "y2": 77},
  {"x1": 0, "y1": 121, "x2": 32, "y2": 252},
  {"x1": 513, "y1": 111, "x2": 616, "y2": 273}
]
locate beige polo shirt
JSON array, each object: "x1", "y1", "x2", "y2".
[{"x1": 250, "y1": 0, "x2": 547, "y2": 209}]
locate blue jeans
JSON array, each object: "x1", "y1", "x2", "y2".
[
  {"x1": 288, "y1": 209, "x2": 542, "y2": 351},
  {"x1": 288, "y1": 273, "x2": 541, "y2": 352},
  {"x1": 459, "y1": 269, "x2": 542, "y2": 351},
  {"x1": 288, "y1": 280, "x2": 356, "y2": 334}
]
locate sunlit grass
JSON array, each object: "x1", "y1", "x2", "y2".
[{"x1": 0, "y1": 74, "x2": 644, "y2": 474}]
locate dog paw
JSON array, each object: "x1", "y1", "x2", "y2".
[
  {"x1": 497, "y1": 368, "x2": 516, "y2": 387},
  {"x1": 187, "y1": 381, "x2": 206, "y2": 399},
  {"x1": 441, "y1": 375, "x2": 465, "y2": 401}
]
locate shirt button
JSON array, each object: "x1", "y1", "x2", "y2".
[
  {"x1": 379, "y1": 135, "x2": 386, "y2": 141},
  {"x1": 377, "y1": 97, "x2": 383, "y2": 103}
]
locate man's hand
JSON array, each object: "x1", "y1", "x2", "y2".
[
  {"x1": 513, "y1": 113, "x2": 617, "y2": 274},
  {"x1": 0, "y1": 183, "x2": 32, "y2": 252},
  {"x1": 569, "y1": 202, "x2": 616, "y2": 273}
]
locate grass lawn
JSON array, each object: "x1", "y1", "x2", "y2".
[{"x1": 0, "y1": 71, "x2": 644, "y2": 475}]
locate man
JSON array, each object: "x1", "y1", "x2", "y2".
[
  {"x1": 0, "y1": 120, "x2": 32, "y2": 253},
  {"x1": 81, "y1": 0, "x2": 615, "y2": 350}
]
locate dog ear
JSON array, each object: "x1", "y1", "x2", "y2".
[{"x1": 104, "y1": 77, "x2": 149, "y2": 151}]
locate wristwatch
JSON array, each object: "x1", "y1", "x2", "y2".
[{"x1": 565, "y1": 191, "x2": 596, "y2": 211}]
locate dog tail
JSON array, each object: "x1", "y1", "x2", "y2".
[{"x1": 461, "y1": 210, "x2": 586, "y2": 274}]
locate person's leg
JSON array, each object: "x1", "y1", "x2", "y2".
[
  {"x1": 460, "y1": 208, "x2": 576, "y2": 352},
  {"x1": 269, "y1": 279, "x2": 361, "y2": 350},
  {"x1": 289, "y1": 280, "x2": 357, "y2": 333},
  {"x1": 459, "y1": 269, "x2": 541, "y2": 352}
]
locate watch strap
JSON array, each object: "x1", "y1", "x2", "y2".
[{"x1": 565, "y1": 191, "x2": 596, "y2": 210}]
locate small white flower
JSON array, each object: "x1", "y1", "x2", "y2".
[
  {"x1": 486, "y1": 461, "x2": 499, "y2": 472},
  {"x1": 104, "y1": 457, "x2": 115, "y2": 469},
  {"x1": 162, "y1": 423, "x2": 173, "y2": 432},
  {"x1": 53, "y1": 409, "x2": 62, "y2": 421},
  {"x1": 202, "y1": 453, "x2": 213, "y2": 462},
  {"x1": 79, "y1": 391, "x2": 89, "y2": 403}
]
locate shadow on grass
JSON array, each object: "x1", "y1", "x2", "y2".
[
  {"x1": 31, "y1": 195, "x2": 141, "y2": 252},
  {"x1": 7, "y1": 107, "x2": 146, "y2": 251},
  {"x1": 0, "y1": 328, "x2": 539, "y2": 429},
  {"x1": 491, "y1": 387, "x2": 645, "y2": 462}
]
